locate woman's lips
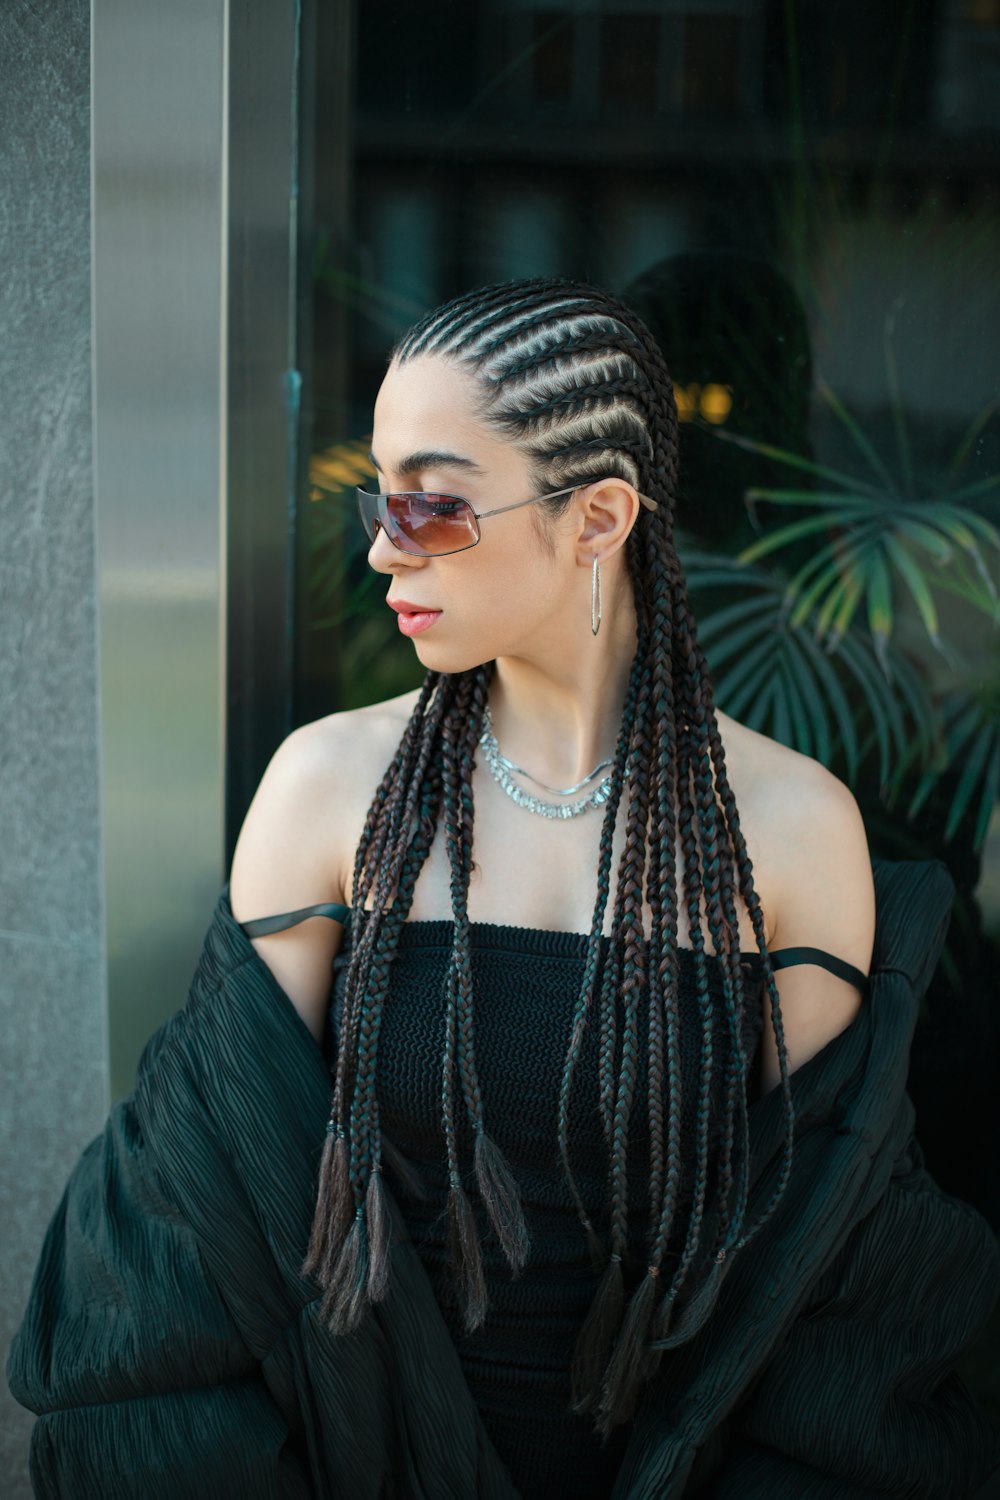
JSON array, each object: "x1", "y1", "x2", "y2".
[{"x1": 388, "y1": 600, "x2": 443, "y2": 636}]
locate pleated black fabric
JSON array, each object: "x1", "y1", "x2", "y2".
[
  {"x1": 614, "y1": 857, "x2": 1000, "y2": 1500},
  {"x1": 6, "y1": 856, "x2": 1000, "y2": 1499}
]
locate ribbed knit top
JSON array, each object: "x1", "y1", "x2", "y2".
[{"x1": 325, "y1": 918, "x2": 768, "y2": 1500}]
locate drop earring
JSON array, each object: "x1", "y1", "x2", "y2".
[{"x1": 591, "y1": 554, "x2": 602, "y2": 636}]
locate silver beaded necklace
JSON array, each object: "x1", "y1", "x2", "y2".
[{"x1": 478, "y1": 704, "x2": 614, "y2": 819}]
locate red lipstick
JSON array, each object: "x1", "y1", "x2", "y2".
[{"x1": 388, "y1": 598, "x2": 443, "y2": 637}]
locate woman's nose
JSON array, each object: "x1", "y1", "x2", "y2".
[{"x1": 367, "y1": 523, "x2": 427, "y2": 574}]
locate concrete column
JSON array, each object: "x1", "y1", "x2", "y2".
[{"x1": 0, "y1": 4, "x2": 103, "y2": 1494}]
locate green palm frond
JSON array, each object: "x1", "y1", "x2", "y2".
[
  {"x1": 702, "y1": 270, "x2": 1000, "y2": 664},
  {"x1": 681, "y1": 550, "x2": 936, "y2": 787},
  {"x1": 907, "y1": 687, "x2": 1000, "y2": 849},
  {"x1": 707, "y1": 410, "x2": 1000, "y2": 661},
  {"x1": 709, "y1": 426, "x2": 886, "y2": 498},
  {"x1": 929, "y1": 543, "x2": 1000, "y2": 619},
  {"x1": 734, "y1": 491, "x2": 999, "y2": 644}
]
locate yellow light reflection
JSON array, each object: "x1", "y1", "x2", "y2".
[
  {"x1": 673, "y1": 382, "x2": 733, "y2": 424},
  {"x1": 700, "y1": 384, "x2": 733, "y2": 424},
  {"x1": 674, "y1": 382, "x2": 700, "y2": 421}
]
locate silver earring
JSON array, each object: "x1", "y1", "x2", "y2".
[{"x1": 591, "y1": 554, "x2": 602, "y2": 636}]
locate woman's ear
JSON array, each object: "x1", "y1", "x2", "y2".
[{"x1": 573, "y1": 479, "x2": 642, "y2": 565}]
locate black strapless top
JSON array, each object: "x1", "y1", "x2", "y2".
[
  {"x1": 240, "y1": 905, "x2": 867, "y2": 1500},
  {"x1": 330, "y1": 920, "x2": 769, "y2": 1498}
]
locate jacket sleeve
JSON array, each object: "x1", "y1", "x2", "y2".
[
  {"x1": 5, "y1": 1079, "x2": 316, "y2": 1500},
  {"x1": 709, "y1": 1137, "x2": 1000, "y2": 1499},
  {"x1": 6, "y1": 890, "x2": 483, "y2": 1500},
  {"x1": 616, "y1": 862, "x2": 1000, "y2": 1500}
]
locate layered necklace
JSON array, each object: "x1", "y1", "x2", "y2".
[{"x1": 478, "y1": 703, "x2": 613, "y2": 819}]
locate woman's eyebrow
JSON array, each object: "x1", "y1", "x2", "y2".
[{"x1": 368, "y1": 448, "x2": 487, "y2": 477}]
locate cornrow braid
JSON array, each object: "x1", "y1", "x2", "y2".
[{"x1": 304, "y1": 276, "x2": 795, "y2": 1444}]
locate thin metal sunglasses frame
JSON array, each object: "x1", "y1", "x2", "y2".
[{"x1": 355, "y1": 480, "x2": 658, "y2": 557}]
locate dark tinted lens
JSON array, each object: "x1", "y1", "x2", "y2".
[{"x1": 388, "y1": 492, "x2": 479, "y2": 554}]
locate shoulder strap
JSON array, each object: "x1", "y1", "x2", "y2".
[
  {"x1": 237, "y1": 911, "x2": 866, "y2": 988},
  {"x1": 240, "y1": 901, "x2": 352, "y2": 938},
  {"x1": 768, "y1": 945, "x2": 868, "y2": 991}
]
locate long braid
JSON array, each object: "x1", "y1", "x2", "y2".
[
  {"x1": 706, "y1": 695, "x2": 796, "y2": 1255},
  {"x1": 590, "y1": 537, "x2": 685, "y2": 1424},
  {"x1": 324, "y1": 771, "x2": 445, "y2": 1329},
  {"x1": 304, "y1": 681, "x2": 449, "y2": 1320},
  {"x1": 437, "y1": 661, "x2": 532, "y2": 1333},
  {"x1": 338, "y1": 679, "x2": 450, "y2": 1131},
  {"x1": 557, "y1": 646, "x2": 645, "y2": 1296},
  {"x1": 302, "y1": 682, "x2": 435, "y2": 1284},
  {"x1": 582, "y1": 666, "x2": 657, "y2": 1410},
  {"x1": 458, "y1": 671, "x2": 534, "y2": 1280},
  {"x1": 585, "y1": 340, "x2": 688, "y2": 1424},
  {"x1": 641, "y1": 595, "x2": 737, "y2": 1353},
  {"x1": 438, "y1": 669, "x2": 490, "y2": 1328},
  {"x1": 305, "y1": 277, "x2": 796, "y2": 1442},
  {"x1": 644, "y1": 547, "x2": 681, "y2": 1254},
  {"x1": 568, "y1": 656, "x2": 652, "y2": 1409},
  {"x1": 704, "y1": 732, "x2": 752, "y2": 1255},
  {"x1": 352, "y1": 673, "x2": 442, "y2": 913},
  {"x1": 659, "y1": 669, "x2": 715, "y2": 1291}
]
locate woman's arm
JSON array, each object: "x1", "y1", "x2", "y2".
[
  {"x1": 229, "y1": 719, "x2": 352, "y2": 1045},
  {"x1": 758, "y1": 764, "x2": 876, "y2": 1096},
  {"x1": 228, "y1": 694, "x2": 420, "y2": 1044}
]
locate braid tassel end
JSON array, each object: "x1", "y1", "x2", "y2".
[
  {"x1": 447, "y1": 1175, "x2": 489, "y2": 1334},
  {"x1": 317, "y1": 1211, "x2": 370, "y2": 1335},
  {"x1": 593, "y1": 1267, "x2": 661, "y2": 1434},
  {"x1": 569, "y1": 1253, "x2": 624, "y2": 1415},
  {"x1": 365, "y1": 1166, "x2": 392, "y2": 1303},
  {"x1": 648, "y1": 1255, "x2": 724, "y2": 1351},
  {"x1": 474, "y1": 1130, "x2": 531, "y2": 1275},
  {"x1": 301, "y1": 1125, "x2": 351, "y2": 1285}
]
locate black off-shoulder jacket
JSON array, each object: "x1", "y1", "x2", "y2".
[{"x1": 7, "y1": 858, "x2": 1000, "y2": 1498}]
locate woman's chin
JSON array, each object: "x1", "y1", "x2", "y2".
[{"x1": 408, "y1": 636, "x2": 493, "y2": 677}]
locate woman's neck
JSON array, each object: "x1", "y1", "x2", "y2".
[{"x1": 488, "y1": 596, "x2": 638, "y2": 788}]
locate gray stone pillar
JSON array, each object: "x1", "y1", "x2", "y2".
[
  {"x1": 0, "y1": 4, "x2": 103, "y2": 1495},
  {"x1": 0, "y1": 0, "x2": 286, "y2": 1486}
]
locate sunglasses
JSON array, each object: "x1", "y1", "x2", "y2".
[{"x1": 355, "y1": 481, "x2": 658, "y2": 557}]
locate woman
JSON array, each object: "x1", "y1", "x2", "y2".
[
  {"x1": 12, "y1": 278, "x2": 998, "y2": 1500},
  {"x1": 228, "y1": 276, "x2": 876, "y2": 1496}
]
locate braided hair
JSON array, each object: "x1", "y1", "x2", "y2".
[{"x1": 302, "y1": 277, "x2": 795, "y2": 1438}]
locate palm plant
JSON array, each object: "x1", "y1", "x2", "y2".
[
  {"x1": 684, "y1": 320, "x2": 1000, "y2": 856},
  {"x1": 680, "y1": 539, "x2": 937, "y2": 797}
]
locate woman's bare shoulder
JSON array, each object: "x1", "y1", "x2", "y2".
[
  {"x1": 719, "y1": 710, "x2": 864, "y2": 837},
  {"x1": 229, "y1": 686, "x2": 422, "y2": 917},
  {"x1": 225, "y1": 688, "x2": 422, "y2": 1044},
  {"x1": 716, "y1": 710, "x2": 875, "y2": 959},
  {"x1": 291, "y1": 686, "x2": 423, "y2": 783}
]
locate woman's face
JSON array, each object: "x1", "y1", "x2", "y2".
[{"x1": 366, "y1": 353, "x2": 586, "y2": 676}]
